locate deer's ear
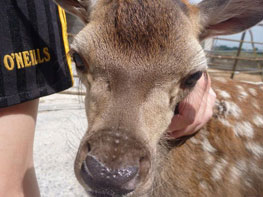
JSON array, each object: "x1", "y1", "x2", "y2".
[
  {"x1": 198, "y1": 0, "x2": 263, "y2": 40},
  {"x1": 54, "y1": 0, "x2": 96, "y2": 23}
]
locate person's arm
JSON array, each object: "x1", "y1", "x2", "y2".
[{"x1": 168, "y1": 73, "x2": 216, "y2": 139}]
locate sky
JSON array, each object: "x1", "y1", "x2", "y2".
[{"x1": 188, "y1": 0, "x2": 263, "y2": 50}]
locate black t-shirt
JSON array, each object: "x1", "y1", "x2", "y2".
[{"x1": 0, "y1": 0, "x2": 73, "y2": 108}]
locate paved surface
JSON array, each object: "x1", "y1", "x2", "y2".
[
  {"x1": 35, "y1": 92, "x2": 87, "y2": 197},
  {"x1": 34, "y1": 73, "x2": 88, "y2": 196}
]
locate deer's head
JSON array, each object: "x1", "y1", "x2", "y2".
[{"x1": 54, "y1": 0, "x2": 263, "y2": 196}]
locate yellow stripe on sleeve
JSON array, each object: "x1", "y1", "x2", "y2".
[{"x1": 57, "y1": 6, "x2": 74, "y2": 85}]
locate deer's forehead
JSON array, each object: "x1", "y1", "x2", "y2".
[
  {"x1": 74, "y1": 26, "x2": 205, "y2": 78},
  {"x1": 75, "y1": 0, "x2": 196, "y2": 51}
]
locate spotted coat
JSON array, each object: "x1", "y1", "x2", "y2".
[{"x1": 154, "y1": 78, "x2": 263, "y2": 197}]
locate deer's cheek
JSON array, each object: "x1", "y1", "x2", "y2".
[{"x1": 139, "y1": 99, "x2": 174, "y2": 145}]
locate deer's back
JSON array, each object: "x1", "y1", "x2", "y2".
[{"x1": 156, "y1": 78, "x2": 263, "y2": 197}]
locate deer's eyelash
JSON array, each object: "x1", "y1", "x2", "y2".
[
  {"x1": 72, "y1": 52, "x2": 87, "y2": 72},
  {"x1": 181, "y1": 71, "x2": 203, "y2": 89}
]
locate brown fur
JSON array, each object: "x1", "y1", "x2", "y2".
[
  {"x1": 154, "y1": 78, "x2": 263, "y2": 197},
  {"x1": 54, "y1": 0, "x2": 263, "y2": 196}
]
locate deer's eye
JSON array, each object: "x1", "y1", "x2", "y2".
[
  {"x1": 72, "y1": 52, "x2": 86, "y2": 72},
  {"x1": 182, "y1": 71, "x2": 203, "y2": 88}
]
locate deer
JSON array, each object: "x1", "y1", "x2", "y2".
[{"x1": 54, "y1": 0, "x2": 263, "y2": 196}]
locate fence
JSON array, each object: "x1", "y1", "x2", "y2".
[{"x1": 204, "y1": 22, "x2": 263, "y2": 81}]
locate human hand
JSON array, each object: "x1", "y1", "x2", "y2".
[{"x1": 168, "y1": 73, "x2": 216, "y2": 139}]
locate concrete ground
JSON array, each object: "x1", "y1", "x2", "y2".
[{"x1": 34, "y1": 79, "x2": 88, "y2": 196}]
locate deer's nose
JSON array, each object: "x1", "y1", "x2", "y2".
[
  {"x1": 81, "y1": 155, "x2": 138, "y2": 195},
  {"x1": 78, "y1": 130, "x2": 150, "y2": 196}
]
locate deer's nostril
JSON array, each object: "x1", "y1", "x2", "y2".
[
  {"x1": 81, "y1": 155, "x2": 138, "y2": 195},
  {"x1": 87, "y1": 142, "x2": 91, "y2": 152}
]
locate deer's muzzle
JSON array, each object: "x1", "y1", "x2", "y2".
[{"x1": 79, "y1": 129, "x2": 151, "y2": 196}]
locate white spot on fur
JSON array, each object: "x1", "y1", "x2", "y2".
[
  {"x1": 248, "y1": 88, "x2": 257, "y2": 96},
  {"x1": 245, "y1": 142, "x2": 263, "y2": 158},
  {"x1": 236, "y1": 85, "x2": 248, "y2": 101},
  {"x1": 236, "y1": 85, "x2": 244, "y2": 90},
  {"x1": 225, "y1": 101, "x2": 242, "y2": 119},
  {"x1": 190, "y1": 137, "x2": 199, "y2": 144},
  {"x1": 248, "y1": 162, "x2": 263, "y2": 176},
  {"x1": 253, "y1": 115, "x2": 263, "y2": 127},
  {"x1": 237, "y1": 160, "x2": 247, "y2": 172},
  {"x1": 218, "y1": 90, "x2": 231, "y2": 99},
  {"x1": 239, "y1": 91, "x2": 249, "y2": 101},
  {"x1": 234, "y1": 121, "x2": 254, "y2": 138},
  {"x1": 201, "y1": 138, "x2": 216, "y2": 153},
  {"x1": 204, "y1": 152, "x2": 215, "y2": 165},
  {"x1": 252, "y1": 99, "x2": 260, "y2": 110},
  {"x1": 229, "y1": 165, "x2": 242, "y2": 183},
  {"x1": 219, "y1": 118, "x2": 232, "y2": 127},
  {"x1": 245, "y1": 179, "x2": 253, "y2": 188},
  {"x1": 199, "y1": 180, "x2": 209, "y2": 190},
  {"x1": 212, "y1": 158, "x2": 228, "y2": 181}
]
